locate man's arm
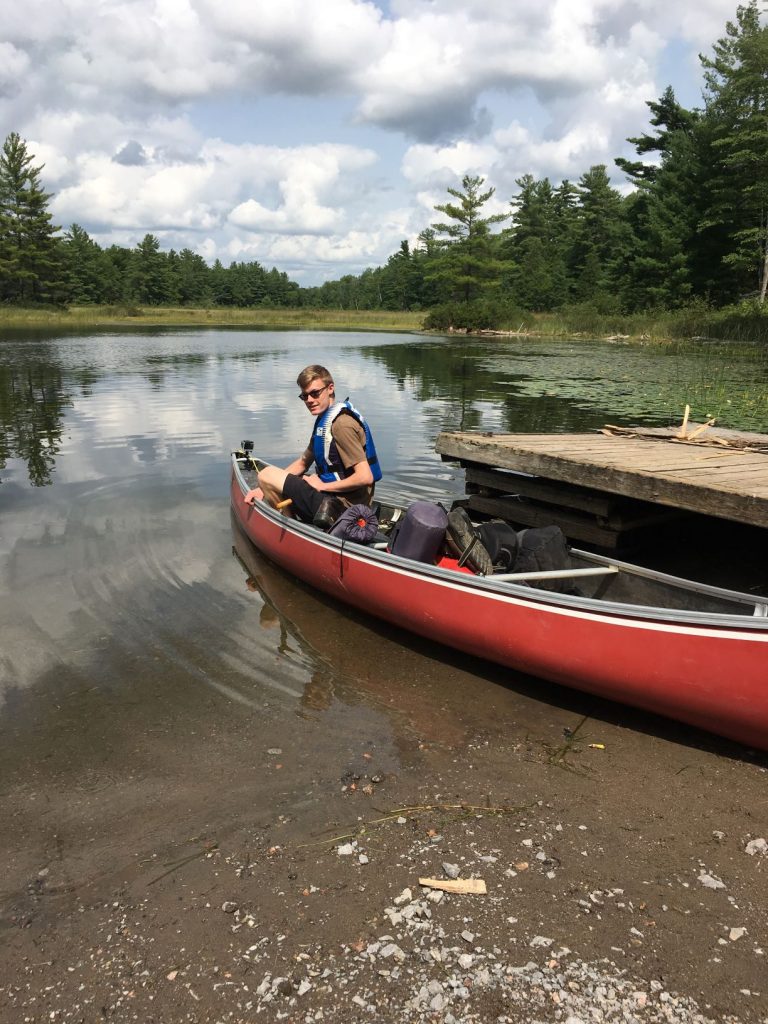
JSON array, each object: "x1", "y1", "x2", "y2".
[
  {"x1": 304, "y1": 458, "x2": 374, "y2": 494},
  {"x1": 283, "y1": 449, "x2": 314, "y2": 477}
]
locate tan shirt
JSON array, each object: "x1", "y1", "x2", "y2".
[{"x1": 303, "y1": 414, "x2": 375, "y2": 507}]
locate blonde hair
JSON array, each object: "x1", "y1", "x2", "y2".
[{"x1": 297, "y1": 364, "x2": 333, "y2": 390}]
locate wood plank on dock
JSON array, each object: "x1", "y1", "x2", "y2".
[{"x1": 436, "y1": 430, "x2": 768, "y2": 529}]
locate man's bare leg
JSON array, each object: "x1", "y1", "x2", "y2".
[{"x1": 257, "y1": 465, "x2": 290, "y2": 508}]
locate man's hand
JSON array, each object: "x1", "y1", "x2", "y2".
[
  {"x1": 244, "y1": 487, "x2": 263, "y2": 504},
  {"x1": 304, "y1": 475, "x2": 325, "y2": 492}
]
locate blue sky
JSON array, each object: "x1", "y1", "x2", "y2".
[{"x1": 0, "y1": 0, "x2": 747, "y2": 284}]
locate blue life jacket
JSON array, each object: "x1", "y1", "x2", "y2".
[{"x1": 311, "y1": 399, "x2": 382, "y2": 484}]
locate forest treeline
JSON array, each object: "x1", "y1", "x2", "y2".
[{"x1": 1, "y1": 2, "x2": 767, "y2": 332}]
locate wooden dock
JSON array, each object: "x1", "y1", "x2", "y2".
[{"x1": 436, "y1": 428, "x2": 768, "y2": 548}]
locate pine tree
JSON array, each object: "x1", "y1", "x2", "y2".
[
  {"x1": 61, "y1": 224, "x2": 105, "y2": 304},
  {"x1": 504, "y1": 176, "x2": 571, "y2": 310},
  {"x1": 126, "y1": 234, "x2": 176, "y2": 304},
  {"x1": 569, "y1": 166, "x2": 634, "y2": 307},
  {"x1": 617, "y1": 96, "x2": 703, "y2": 308},
  {"x1": 616, "y1": 86, "x2": 696, "y2": 184},
  {"x1": 380, "y1": 241, "x2": 419, "y2": 310},
  {"x1": 429, "y1": 175, "x2": 509, "y2": 304},
  {"x1": 174, "y1": 248, "x2": 213, "y2": 305},
  {"x1": 700, "y1": 1, "x2": 768, "y2": 301},
  {"x1": 0, "y1": 132, "x2": 61, "y2": 304}
]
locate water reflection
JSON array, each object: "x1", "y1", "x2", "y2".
[
  {"x1": 0, "y1": 361, "x2": 71, "y2": 485},
  {"x1": 231, "y1": 515, "x2": 472, "y2": 746}
]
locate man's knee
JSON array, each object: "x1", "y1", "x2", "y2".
[{"x1": 258, "y1": 465, "x2": 287, "y2": 493}]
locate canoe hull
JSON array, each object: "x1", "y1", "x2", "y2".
[{"x1": 231, "y1": 469, "x2": 768, "y2": 751}]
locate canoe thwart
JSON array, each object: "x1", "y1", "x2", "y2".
[{"x1": 491, "y1": 566, "x2": 620, "y2": 583}]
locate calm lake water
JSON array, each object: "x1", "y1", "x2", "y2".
[{"x1": 1, "y1": 328, "x2": 766, "y2": 841}]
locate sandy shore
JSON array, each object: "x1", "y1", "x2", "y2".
[{"x1": 2, "y1": 660, "x2": 767, "y2": 1024}]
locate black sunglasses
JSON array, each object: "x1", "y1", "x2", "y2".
[{"x1": 298, "y1": 384, "x2": 330, "y2": 402}]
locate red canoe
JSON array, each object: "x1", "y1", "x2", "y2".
[{"x1": 231, "y1": 452, "x2": 768, "y2": 751}]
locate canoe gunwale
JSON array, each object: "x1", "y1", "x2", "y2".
[{"x1": 231, "y1": 454, "x2": 768, "y2": 633}]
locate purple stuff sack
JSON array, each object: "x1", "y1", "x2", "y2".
[
  {"x1": 389, "y1": 501, "x2": 448, "y2": 563},
  {"x1": 328, "y1": 504, "x2": 379, "y2": 544}
]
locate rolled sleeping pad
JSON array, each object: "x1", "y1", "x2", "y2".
[{"x1": 389, "y1": 501, "x2": 448, "y2": 564}]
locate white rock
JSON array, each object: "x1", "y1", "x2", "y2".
[
  {"x1": 461, "y1": 930, "x2": 475, "y2": 943},
  {"x1": 394, "y1": 888, "x2": 412, "y2": 905},
  {"x1": 358, "y1": 854, "x2": 369, "y2": 864},
  {"x1": 380, "y1": 943, "x2": 406, "y2": 962},
  {"x1": 730, "y1": 927, "x2": 747, "y2": 941},
  {"x1": 337, "y1": 843, "x2": 355, "y2": 856},
  {"x1": 745, "y1": 838, "x2": 768, "y2": 856},
  {"x1": 442, "y1": 862, "x2": 460, "y2": 879},
  {"x1": 698, "y1": 871, "x2": 726, "y2": 890},
  {"x1": 297, "y1": 980, "x2": 311, "y2": 996},
  {"x1": 458, "y1": 953, "x2": 474, "y2": 969},
  {"x1": 530, "y1": 935, "x2": 554, "y2": 947}
]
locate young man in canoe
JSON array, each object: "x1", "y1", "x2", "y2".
[{"x1": 243, "y1": 364, "x2": 381, "y2": 523}]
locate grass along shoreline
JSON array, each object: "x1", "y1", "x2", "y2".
[
  {"x1": 1, "y1": 302, "x2": 767, "y2": 345},
  {"x1": 0, "y1": 305, "x2": 424, "y2": 332}
]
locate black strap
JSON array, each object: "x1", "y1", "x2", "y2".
[{"x1": 457, "y1": 535, "x2": 479, "y2": 569}]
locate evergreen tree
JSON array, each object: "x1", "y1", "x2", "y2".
[
  {"x1": 700, "y1": 1, "x2": 768, "y2": 301},
  {"x1": 0, "y1": 132, "x2": 61, "y2": 304},
  {"x1": 616, "y1": 86, "x2": 696, "y2": 184},
  {"x1": 503, "y1": 176, "x2": 570, "y2": 309},
  {"x1": 617, "y1": 93, "x2": 704, "y2": 308},
  {"x1": 126, "y1": 234, "x2": 175, "y2": 304},
  {"x1": 172, "y1": 248, "x2": 212, "y2": 305},
  {"x1": 428, "y1": 175, "x2": 509, "y2": 303},
  {"x1": 412, "y1": 228, "x2": 442, "y2": 308},
  {"x1": 61, "y1": 224, "x2": 105, "y2": 304},
  {"x1": 101, "y1": 245, "x2": 132, "y2": 303},
  {"x1": 569, "y1": 166, "x2": 634, "y2": 306},
  {"x1": 380, "y1": 241, "x2": 418, "y2": 310}
]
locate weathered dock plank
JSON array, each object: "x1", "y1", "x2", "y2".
[{"x1": 436, "y1": 431, "x2": 768, "y2": 529}]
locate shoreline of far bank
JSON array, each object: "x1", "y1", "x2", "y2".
[
  {"x1": 1, "y1": 304, "x2": 767, "y2": 347},
  {"x1": 0, "y1": 306, "x2": 424, "y2": 333}
]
